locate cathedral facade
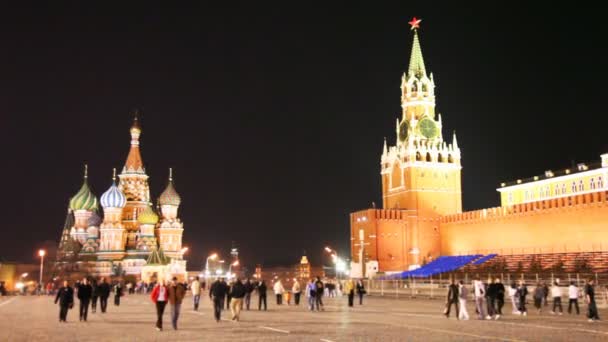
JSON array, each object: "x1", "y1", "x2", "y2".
[
  {"x1": 56, "y1": 116, "x2": 187, "y2": 279},
  {"x1": 350, "y1": 21, "x2": 608, "y2": 275}
]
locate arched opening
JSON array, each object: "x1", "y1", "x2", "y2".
[
  {"x1": 416, "y1": 152, "x2": 422, "y2": 161},
  {"x1": 437, "y1": 153, "x2": 443, "y2": 162},
  {"x1": 447, "y1": 154, "x2": 454, "y2": 163},
  {"x1": 426, "y1": 152, "x2": 432, "y2": 162}
]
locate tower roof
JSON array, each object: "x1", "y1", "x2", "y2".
[
  {"x1": 138, "y1": 204, "x2": 159, "y2": 225},
  {"x1": 146, "y1": 248, "x2": 170, "y2": 265},
  {"x1": 407, "y1": 20, "x2": 427, "y2": 78},
  {"x1": 123, "y1": 111, "x2": 145, "y2": 174},
  {"x1": 100, "y1": 168, "x2": 127, "y2": 208},
  {"x1": 69, "y1": 165, "x2": 99, "y2": 211},
  {"x1": 159, "y1": 168, "x2": 181, "y2": 206}
]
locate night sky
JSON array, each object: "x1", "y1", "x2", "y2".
[{"x1": 1, "y1": 3, "x2": 606, "y2": 269}]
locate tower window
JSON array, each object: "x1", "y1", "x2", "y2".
[
  {"x1": 590, "y1": 178, "x2": 596, "y2": 190},
  {"x1": 448, "y1": 154, "x2": 454, "y2": 163},
  {"x1": 416, "y1": 152, "x2": 422, "y2": 161},
  {"x1": 562, "y1": 183, "x2": 566, "y2": 194},
  {"x1": 572, "y1": 182, "x2": 577, "y2": 193},
  {"x1": 598, "y1": 176, "x2": 604, "y2": 188},
  {"x1": 579, "y1": 180, "x2": 584, "y2": 191},
  {"x1": 426, "y1": 152, "x2": 432, "y2": 162},
  {"x1": 545, "y1": 186, "x2": 550, "y2": 197},
  {"x1": 555, "y1": 185, "x2": 560, "y2": 195},
  {"x1": 438, "y1": 153, "x2": 443, "y2": 162}
]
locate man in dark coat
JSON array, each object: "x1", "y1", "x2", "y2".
[
  {"x1": 486, "y1": 279, "x2": 498, "y2": 318},
  {"x1": 113, "y1": 282, "x2": 123, "y2": 306},
  {"x1": 77, "y1": 278, "x2": 93, "y2": 321},
  {"x1": 243, "y1": 279, "x2": 254, "y2": 310},
  {"x1": 54, "y1": 280, "x2": 74, "y2": 322},
  {"x1": 90, "y1": 279, "x2": 99, "y2": 313},
  {"x1": 494, "y1": 278, "x2": 505, "y2": 316},
  {"x1": 257, "y1": 280, "x2": 267, "y2": 311},
  {"x1": 445, "y1": 278, "x2": 459, "y2": 318},
  {"x1": 229, "y1": 279, "x2": 247, "y2": 321},
  {"x1": 209, "y1": 278, "x2": 229, "y2": 322},
  {"x1": 97, "y1": 277, "x2": 111, "y2": 313}
]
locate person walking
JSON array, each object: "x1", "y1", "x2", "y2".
[
  {"x1": 568, "y1": 281, "x2": 580, "y2": 315},
  {"x1": 551, "y1": 280, "x2": 563, "y2": 315},
  {"x1": 345, "y1": 278, "x2": 355, "y2": 307},
  {"x1": 533, "y1": 283, "x2": 545, "y2": 314},
  {"x1": 292, "y1": 279, "x2": 301, "y2": 306},
  {"x1": 508, "y1": 282, "x2": 519, "y2": 314},
  {"x1": 273, "y1": 279, "x2": 285, "y2": 305},
  {"x1": 356, "y1": 279, "x2": 366, "y2": 305},
  {"x1": 168, "y1": 277, "x2": 185, "y2": 330},
  {"x1": 257, "y1": 280, "x2": 267, "y2": 311},
  {"x1": 55, "y1": 280, "x2": 74, "y2": 323},
  {"x1": 306, "y1": 279, "x2": 316, "y2": 311},
  {"x1": 495, "y1": 278, "x2": 505, "y2": 316},
  {"x1": 457, "y1": 280, "x2": 469, "y2": 320},
  {"x1": 445, "y1": 278, "x2": 459, "y2": 319},
  {"x1": 225, "y1": 280, "x2": 233, "y2": 310},
  {"x1": 585, "y1": 278, "x2": 600, "y2": 322},
  {"x1": 191, "y1": 276, "x2": 201, "y2": 311},
  {"x1": 244, "y1": 279, "x2": 254, "y2": 310},
  {"x1": 517, "y1": 281, "x2": 529, "y2": 316},
  {"x1": 314, "y1": 276, "x2": 325, "y2": 311},
  {"x1": 77, "y1": 278, "x2": 92, "y2": 322},
  {"x1": 98, "y1": 277, "x2": 110, "y2": 313},
  {"x1": 210, "y1": 278, "x2": 228, "y2": 322},
  {"x1": 229, "y1": 279, "x2": 246, "y2": 321},
  {"x1": 90, "y1": 279, "x2": 99, "y2": 314},
  {"x1": 473, "y1": 277, "x2": 488, "y2": 320},
  {"x1": 113, "y1": 282, "x2": 123, "y2": 306},
  {"x1": 150, "y1": 281, "x2": 168, "y2": 331}
]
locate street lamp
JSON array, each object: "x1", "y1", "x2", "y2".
[
  {"x1": 204, "y1": 253, "x2": 218, "y2": 279},
  {"x1": 324, "y1": 246, "x2": 340, "y2": 279},
  {"x1": 180, "y1": 247, "x2": 188, "y2": 260},
  {"x1": 228, "y1": 260, "x2": 239, "y2": 280},
  {"x1": 38, "y1": 249, "x2": 46, "y2": 286}
]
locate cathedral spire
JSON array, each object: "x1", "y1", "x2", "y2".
[
  {"x1": 407, "y1": 17, "x2": 426, "y2": 78},
  {"x1": 383, "y1": 137, "x2": 388, "y2": 155},
  {"x1": 123, "y1": 110, "x2": 145, "y2": 174},
  {"x1": 453, "y1": 131, "x2": 458, "y2": 149}
]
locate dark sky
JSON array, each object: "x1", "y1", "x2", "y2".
[{"x1": 1, "y1": 3, "x2": 606, "y2": 268}]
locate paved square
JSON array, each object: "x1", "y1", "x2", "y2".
[{"x1": 1, "y1": 294, "x2": 607, "y2": 341}]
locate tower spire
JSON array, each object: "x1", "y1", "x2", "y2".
[
  {"x1": 407, "y1": 17, "x2": 426, "y2": 78},
  {"x1": 112, "y1": 168, "x2": 116, "y2": 182},
  {"x1": 453, "y1": 131, "x2": 458, "y2": 149},
  {"x1": 84, "y1": 164, "x2": 88, "y2": 180},
  {"x1": 383, "y1": 137, "x2": 388, "y2": 155},
  {"x1": 123, "y1": 110, "x2": 145, "y2": 174},
  {"x1": 169, "y1": 167, "x2": 173, "y2": 182}
]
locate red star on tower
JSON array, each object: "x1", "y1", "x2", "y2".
[{"x1": 408, "y1": 17, "x2": 422, "y2": 30}]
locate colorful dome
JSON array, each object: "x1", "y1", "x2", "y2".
[
  {"x1": 87, "y1": 211, "x2": 102, "y2": 227},
  {"x1": 159, "y1": 168, "x2": 181, "y2": 206},
  {"x1": 138, "y1": 205, "x2": 159, "y2": 225},
  {"x1": 69, "y1": 168, "x2": 99, "y2": 211},
  {"x1": 100, "y1": 169, "x2": 127, "y2": 208}
]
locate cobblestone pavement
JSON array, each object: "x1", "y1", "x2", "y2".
[{"x1": 1, "y1": 294, "x2": 607, "y2": 341}]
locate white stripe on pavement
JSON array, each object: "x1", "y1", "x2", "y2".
[
  {"x1": 0, "y1": 298, "x2": 16, "y2": 308},
  {"x1": 259, "y1": 326, "x2": 290, "y2": 334},
  {"x1": 320, "y1": 339, "x2": 336, "y2": 342}
]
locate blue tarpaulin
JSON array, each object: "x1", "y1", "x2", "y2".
[{"x1": 384, "y1": 254, "x2": 483, "y2": 279}]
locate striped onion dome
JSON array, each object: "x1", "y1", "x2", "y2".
[
  {"x1": 138, "y1": 204, "x2": 159, "y2": 225},
  {"x1": 159, "y1": 168, "x2": 181, "y2": 206},
  {"x1": 69, "y1": 167, "x2": 99, "y2": 211},
  {"x1": 87, "y1": 211, "x2": 102, "y2": 227},
  {"x1": 100, "y1": 169, "x2": 126, "y2": 208}
]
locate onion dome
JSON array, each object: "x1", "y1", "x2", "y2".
[
  {"x1": 138, "y1": 204, "x2": 159, "y2": 225},
  {"x1": 100, "y1": 168, "x2": 127, "y2": 208},
  {"x1": 69, "y1": 165, "x2": 99, "y2": 211},
  {"x1": 159, "y1": 168, "x2": 181, "y2": 206},
  {"x1": 87, "y1": 211, "x2": 102, "y2": 227}
]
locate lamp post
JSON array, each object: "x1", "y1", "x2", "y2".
[
  {"x1": 38, "y1": 250, "x2": 46, "y2": 286},
  {"x1": 228, "y1": 260, "x2": 239, "y2": 279},
  {"x1": 325, "y1": 246, "x2": 339, "y2": 279},
  {"x1": 204, "y1": 253, "x2": 218, "y2": 279}
]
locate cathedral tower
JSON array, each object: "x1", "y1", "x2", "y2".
[
  {"x1": 98, "y1": 168, "x2": 127, "y2": 260},
  {"x1": 118, "y1": 112, "x2": 151, "y2": 250},
  {"x1": 69, "y1": 165, "x2": 99, "y2": 245},
  {"x1": 156, "y1": 168, "x2": 184, "y2": 259}
]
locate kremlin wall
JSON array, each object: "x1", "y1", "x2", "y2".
[{"x1": 349, "y1": 22, "x2": 608, "y2": 276}]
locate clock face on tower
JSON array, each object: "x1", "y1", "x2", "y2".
[
  {"x1": 418, "y1": 117, "x2": 438, "y2": 139},
  {"x1": 399, "y1": 120, "x2": 409, "y2": 142}
]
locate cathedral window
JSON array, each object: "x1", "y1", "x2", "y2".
[
  {"x1": 426, "y1": 152, "x2": 432, "y2": 162},
  {"x1": 555, "y1": 185, "x2": 560, "y2": 195},
  {"x1": 590, "y1": 178, "x2": 596, "y2": 190},
  {"x1": 416, "y1": 152, "x2": 422, "y2": 161},
  {"x1": 448, "y1": 154, "x2": 454, "y2": 163},
  {"x1": 598, "y1": 176, "x2": 604, "y2": 188},
  {"x1": 562, "y1": 183, "x2": 566, "y2": 194},
  {"x1": 578, "y1": 180, "x2": 584, "y2": 191},
  {"x1": 572, "y1": 182, "x2": 577, "y2": 193}
]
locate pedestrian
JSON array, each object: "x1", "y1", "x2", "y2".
[
  {"x1": 486, "y1": 278, "x2": 498, "y2": 319},
  {"x1": 542, "y1": 281, "x2": 549, "y2": 307},
  {"x1": 314, "y1": 276, "x2": 325, "y2": 311},
  {"x1": 345, "y1": 278, "x2": 355, "y2": 307},
  {"x1": 98, "y1": 277, "x2": 110, "y2": 313},
  {"x1": 458, "y1": 280, "x2": 469, "y2": 320},
  {"x1": 257, "y1": 280, "x2": 267, "y2": 311},
  {"x1": 150, "y1": 280, "x2": 168, "y2": 331},
  {"x1": 77, "y1": 278, "x2": 92, "y2": 322},
  {"x1": 495, "y1": 278, "x2": 505, "y2": 316},
  {"x1": 292, "y1": 279, "x2": 301, "y2": 306},
  {"x1": 244, "y1": 279, "x2": 254, "y2": 310},
  {"x1": 445, "y1": 278, "x2": 459, "y2": 318},
  {"x1": 168, "y1": 277, "x2": 185, "y2": 330},
  {"x1": 306, "y1": 278, "x2": 317, "y2": 311},
  {"x1": 585, "y1": 278, "x2": 600, "y2": 322},
  {"x1": 90, "y1": 279, "x2": 99, "y2": 314},
  {"x1": 54, "y1": 280, "x2": 74, "y2": 322},
  {"x1": 533, "y1": 282, "x2": 545, "y2": 314},
  {"x1": 273, "y1": 279, "x2": 285, "y2": 305},
  {"x1": 230, "y1": 278, "x2": 246, "y2": 321},
  {"x1": 225, "y1": 279, "x2": 233, "y2": 310},
  {"x1": 113, "y1": 281, "x2": 123, "y2": 306},
  {"x1": 517, "y1": 281, "x2": 528, "y2": 316},
  {"x1": 508, "y1": 282, "x2": 519, "y2": 314},
  {"x1": 551, "y1": 280, "x2": 563, "y2": 315},
  {"x1": 356, "y1": 279, "x2": 366, "y2": 305},
  {"x1": 568, "y1": 281, "x2": 580, "y2": 315},
  {"x1": 210, "y1": 277, "x2": 228, "y2": 322},
  {"x1": 191, "y1": 276, "x2": 201, "y2": 311},
  {"x1": 473, "y1": 277, "x2": 488, "y2": 320}
]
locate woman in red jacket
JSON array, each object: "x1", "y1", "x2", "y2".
[{"x1": 150, "y1": 281, "x2": 168, "y2": 331}]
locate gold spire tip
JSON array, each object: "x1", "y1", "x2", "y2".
[
  {"x1": 84, "y1": 164, "x2": 88, "y2": 179},
  {"x1": 112, "y1": 168, "x2": 116, "y2": 181}
]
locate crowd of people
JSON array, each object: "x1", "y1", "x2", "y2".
[{"x1": 444, "y1": 277, "x2": 601, "y2": 323}]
